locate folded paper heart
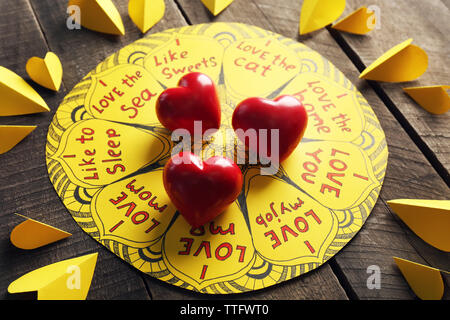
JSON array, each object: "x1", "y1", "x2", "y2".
[
  {"x1": 68, "y1": 0, "x2": 125, "y2": 35},
  {"x1": 393, "y1": 257, "x2": 445, "y2": 300},
  {"x1": 156, "y1": 72, "x2": 221, "y2": 136},
  {"x1": 26, "y1": 52, "x2": 63, "y2": 91},
  {"x1": 8, "y1": 253, "x2": 98, "y2": 300},
  {"x1": 201, "y1": 0, "x2": 235, "y2": 16},
  {"x1": 232, "y1": 95, "x2": 308, "y2": 163},
  {"x1": 0, "y1": 126, "x2": 36, "y2": 155},
  {"x1": 163, "y1": 152, "x2": 243, "y2": 228},
  {"x1": 0, "y1": 66, "x2": 49, "y2": 116},
  {"x1": 128, "y1": 0, "x2": 165, "y2": 33},
  {"x1": 359, "y1": 38, "x2": 428, "y2": 82},
  {"x1": 10, "y1": 213, "x2": 71, "y2": 250},
  {"x1": 332, "y1": 7, "x2": 376, "y2": 35},
  {"x1": 403, "y1": 85, "x2": 450, "y2": 115},
  {"x1": 299, "y1": 0, "x2": 346, "y2": 35}
]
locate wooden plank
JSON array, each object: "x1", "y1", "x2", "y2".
[
  {"x1": 335, "y1": 0, "x2": 450, "y2": 179},
  {"x1": 0, "y1": 0, "x2": 150, "y2": 300},
  {"x1": 175, "y1": 0, "x2": 450, "y2": 300}
]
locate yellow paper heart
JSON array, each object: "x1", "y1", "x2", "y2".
[
  {"x1": 393, "y1": 257, "x2": 444, "y2": 300},
  {"x1": 26, "y1": 52, "x2": 63, "y2": 91},
  {"x1": 68, "y1": 0, "x2": 125, "y2": 36},
  {"x1": 8, "y1": 253, "x2": 98, "y2": 300},
  {"x1": 387, "y1": 199, "x2": 450, "y2": 252},
  {"x1": 359, "y1": 39, "x2": 428, "y2": 82},
  {"x1": 0, "y1": 126, "x2": 36, "y2": 154},
  {"x1": 10, "y1": 213, "x2": 71, "y2": 250},
  {"x1": 129, "y1": 0, "x2": 165, "y2": 33},
  {"x1": 299, "y1": 0, "x2": 346, "y2": 35},
  {"x1": 0, "y1": 66, "x2": 49, "y2": 116},
  {"x1": 201, "y1": 0, "x2": 235, "y2": 16},
  {"x1": 332, "y1": 7, "x2": 375, "y2": 35},
  {"x1": 403, "y1": 85, "x2": 450, "y2": 115}
]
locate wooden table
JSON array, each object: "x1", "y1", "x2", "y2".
[{"x1": 0, "y1": 0, "x2": 448, "y2": 300}]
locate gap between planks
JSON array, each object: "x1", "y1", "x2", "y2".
[
  {"x1": 173, "y1": 0, "x2": 193, "y2": 25},
  {"x1": 328, "y1": 258, "x2": 359, "y2": 300}
]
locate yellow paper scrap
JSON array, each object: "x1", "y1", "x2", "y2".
[
  {"x1": 393, "y1": 257, "x2": 444, "y2": 300},
  {"x1": 68, "y1": 0, "x2": 125, "y2": 36},
  {"x1": 332, "y1": 7, "x2": 375, "y2": 35},
  {"x1": 128, "y1": 0, "x2": 165, "y2": 33},
  {"x1": 10, "y1": 213, "x2": 71, "y2": 250},
  {"x1": 201, "y1": 0, "x2": 234, "y2": 16},
  {"x1": 26, "y1": 52, "x2": 63, "y2": 91},
  {"x1": 299, "y1": 0, "x2": 346, "y2": 35},
  {"x1": 8, "y1": 253, "x2": 98, "y2": 300},
  {"x1": 359, "y1": 39, "x2": 428, "y2": 82},
  {"x1": 403, "y1": 85, "x2": 450, "y2": 115},
  {"x1": 0, "y1": 67, "x2": 50, "y2": 116},
  {"x1": 0, "y1": 126, "x2": 36, "y2": 154},
  {"x1": 387, "y1": 199, "x2": 450, "y2": 252}
]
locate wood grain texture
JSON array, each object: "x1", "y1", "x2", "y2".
[
  {"x1": 0, "y1": 0, "x2": 448, "y2": 301},
  {"x1": 336, "y1": 0, "x2": 450, "y2": 178}
]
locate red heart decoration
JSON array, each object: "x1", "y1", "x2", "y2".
[
  {"x1": 156, "y1": 72, "x2": 221, "y2": 135},
  {"x1": 232, "y1": 95, "x2": 308, "y2": 163},
  {"x1": 163, "y1": 152, "x2": 243, "y2": 228}
]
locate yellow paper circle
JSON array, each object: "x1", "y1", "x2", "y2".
[{"x1": 46, "y1": 23, "x2": 388, "y2": 294}]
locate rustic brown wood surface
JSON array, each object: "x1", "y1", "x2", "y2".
[{"x1": 0, "y1": 0, "x2": 448, "y2": 301}]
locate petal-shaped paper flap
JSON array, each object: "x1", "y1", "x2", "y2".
[
  {"x1": 279, "y1": 73, "x2": 364, "y2": 142},
  {"x1": 91, "y1": 170, "x2": 176, "y2": 248},
  {"x1": 245, "y1": 172, "x2": 338, "y2": 265},
  {"x1": 51, "y1": 119, "x2": 170, "y2": 188},
  {"x1": 84, "y1": 64, "x2": 164, "y2": 125},
  {"x1": 283, "y1": 141, "x2": 379, "y2": 210},
  {"x1": 144, "y1": 34, "x2": 224, "y2": 88},
  {"x1": 163, "y1": 203, "x2": 255, "y2": 291},
  {"x1": 222, "y1": 37, "x2": 300, "y2": 99}
]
